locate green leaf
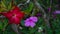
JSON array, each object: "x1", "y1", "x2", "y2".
[
  {"x1": 0, "y1": 21, "x2": 3, "y2": 29},
  {"x1": 20, "y1": 20, "x2": 25, "y2": 26},
  {"x1": 0, "y1": 18, "x2": 8, "y2": 30},
  {"x1": 3, "y1": 30, "x2": 16, "y2": 34},
  {"x1": 35, "y1": 31, "x2": 42, "y2": 34},
  {"x1": 1, "y1": 1, "x2": 6, "y2": 8},
  {"x1": 3, "y1": 25, "x2": 16, "y2": 34},
  {"x1": 3, "y1": 18, "x2": 8, "y2": 28},
  {"x1": 36, "y1": 18, "x2": 44, "y2": 27},
  {"x1": 7, "y1": 2, "x2": 12, "y2": 10},
  {"x1": 24, "y1": 2, "x2": 34, "y2": 14},
  {"x1": 20, "y1": 27, "x2": 29, "y2": 34},
  {"x1": 55, "y1": 29, "x2": 60, "y2": 34},
  {"x1": 29, "y1": 27, "x2": 38, "y2": 34}
]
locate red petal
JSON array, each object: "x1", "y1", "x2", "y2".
[
  {"x1": 18, "y1": 12, "x2": 25, "y2": 18},
  {"x1": 6, "y1": 11, "x2": 12, "y2": 18},
  {"x1": 8, "y1": 16, "x2": 21, "y2": 24},
  {"x1": 11, "y1": 6, "x2": 21, "y2": 14},
  {"x1": 1, "y1": 11, "x2": 13, "y2": 18}
]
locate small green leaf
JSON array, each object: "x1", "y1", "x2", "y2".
[
  {"x1": 29, "y1": 27, "x2": 37, "y2": 34},
  {"x1": 1, "y1": 1, "x2": 6, "y2": 8},
  {"x1": 3, "y1": 18, "x2": 8, "y2": 28},
  {"x1": 20, "y1": 20, "x2": 25, "y2": 26},
  {"x1": 7, "y1": 2, "x2": 12, "y2": 10},
  {"x1": 0, "y1": 21, "x2": 3, "y2": 29},
  {"x1": 35, "y1": 31, "x2": 42, "y2": 34},
  {"x1": 0, "y1": 18, "x2": 8, "y2": 30},
  {"x1": 24, "y1": 2, "x2": 34, "y2": 14}
]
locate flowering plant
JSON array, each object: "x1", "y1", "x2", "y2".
[{"x1": 0, "y1": 0, "x2": 60, "y2": 34}]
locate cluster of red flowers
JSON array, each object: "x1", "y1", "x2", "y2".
[{"x1": 0, "y1": 6, "x2": 25, "y2": 24}]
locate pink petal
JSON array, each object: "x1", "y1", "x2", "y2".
[
  {"x1": 30, "y1": 23, "x2": 35, "y2": 28},
  {"x1": 29, "y1": 16, "x2": 38, "y2": 22},
  {"x1": 55, "y1": 10, "x2": 60, "y2": 14},
  {"x1": 25, "y1": 22, "x2": 30, "y2": 27},
  {"x1": 24, "y1": 18, "x2": 29, "y2": 23}
]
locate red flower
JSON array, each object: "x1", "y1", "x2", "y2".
[{"x1": 1, "y1": 6, "x2": 25, "y2": 24}]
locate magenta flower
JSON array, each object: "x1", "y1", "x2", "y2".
[
  {"x1": 24, "y1": 16, "x2": 38, "y2": 28},
  {"x1": 36, "y1": 13, "x2": 42, "y2": 17},
  {"x1": 48, "y1": 7, "x2": 51, "y2": 11},
  {"x1": 53, "y1": 10, "x2": 60, "y2": 14}
]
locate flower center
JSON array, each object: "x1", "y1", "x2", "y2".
[
  {"x1": 29, "y1": 19, "x2": 33, "y2": 22},
  {"x1": 13, "y1": 14, "x2": 16, "y2": 16},
  {"x1": 12, "y1": 14, "x2": 16, "y2": 18}
]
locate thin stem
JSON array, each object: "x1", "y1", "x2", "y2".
[
  {"x1": 17, "y1": 0, "x2": 30, "y2": 7},
  {"x1": 32, "y1": 0, "x2": 51, "y2": 34}
]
